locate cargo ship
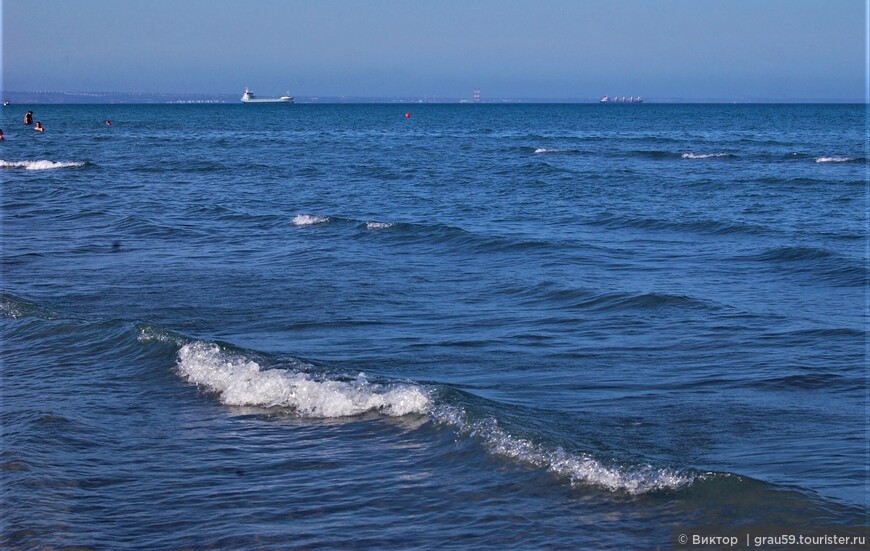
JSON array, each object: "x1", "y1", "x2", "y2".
[{"x1": 241, "y1": 88, "x2": 294, "y2": 104}]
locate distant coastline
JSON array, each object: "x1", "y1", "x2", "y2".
[{"x1": 0, "y1": 90, "x2": 864, "y2": 104}]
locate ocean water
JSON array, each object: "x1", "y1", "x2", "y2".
[{"x1": 1, "y1": 103, "x2": 868, "y2": 549}]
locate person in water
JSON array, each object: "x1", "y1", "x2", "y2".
[
  {"x1": 105, "y1": 119, "x2": 111, "y2": 126},
  {"x1": 0, "y1": 128, "x2": 4, "y2": 141},
  {"x1": 24, "y1": 111, "x2": 33, "y2": 125},
  {"x1": 34, "y1": 121, "x2": 44, "y2": 132}
]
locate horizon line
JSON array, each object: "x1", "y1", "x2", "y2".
[{"x1": 2, "y1": 90, "x2": 866, "y2": 105}]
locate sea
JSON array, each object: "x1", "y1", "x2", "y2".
[{"x1": 1, "y1": 103, "x2": 868, "y2": 549}]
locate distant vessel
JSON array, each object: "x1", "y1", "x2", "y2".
[
  {"x1": 241, "y1": 88, "x2": 293, "y2": 104},
  {"x1": 600, "y1": 96, "x2": 643, "y2": 104}
]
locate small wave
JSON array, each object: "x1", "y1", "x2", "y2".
[
  {"x1": 750, "y1": 246, "x2": 835, "y2": 263},
  {"x1": 681, "y1": 152, "x2": 733, "y2": 160},
  {"x1": 176, "y1": 342, "x2": 429, "y2": 418},
  {"x1": 744, "y1": 246, "x2": 868, "y2": 286},
  {"x1": 755, "y1": 176, "x2": 866, "y2": 187},
  {"x1": 431, "y1": 405, "x2": 697, "y2": 494},
  {"x1": 747, "y1": 373, "x2": 866, "y2": 392},
  {"x1": 0, "y1": 159, "x2": 86, "y2": 170},
  {"x1": 590, "y1": 213, "x2": 768, "y2": 237},
  {"x1": 580, "y1": 291, "x2": 714, "y2": 312},
  {"x1": 815, "y1": 156, "x2": 856, "y2": 164},
  {"x1": 629, "y1": 150, "x2": 680, "y2": 160},
  {"x1": 291, "y1": 214, "x2": 329, "y2": 227},
  {"x1": 365, "y1": 221, "x2": 394, "y2": 230},
  {"x1": 534, "y1": 148, "x2": 564, "y2": 154},
  {"x1": 0, "y1": 293, "x2": 59, "y2": 320}
]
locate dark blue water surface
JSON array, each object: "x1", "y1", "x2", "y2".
[{"x1": 2, "y1": 103, "x2": 868, "y2": 549}]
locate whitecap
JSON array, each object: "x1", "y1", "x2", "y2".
[
  {"x1": 681, "y1": 152, "x2": 730, "y2": 159},
  {"x1": 0, "y1": 159, "x2": 85, "y2": 170},
  {"x1": 366, "y1": 221, "x2": 394, "y2": 230},
  {"x1": 291, "y1": 214, "x2": 329, "y2": 226},
  {"x1": 176, "y1": 342, "x2": 430, "y2": 418},
  {"x1": 534, "y1": 148, "x2": 562, "y2": 154},
  {"x1": 815, "y1": 156, "x2": 853, "y2": 163}
]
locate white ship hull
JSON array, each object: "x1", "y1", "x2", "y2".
[
  {"x1": 242, "y1": 97, "x2": 293, "y2": 104},
  {"x1": 241, "y1": 88, "x2": 294, "y2": 104}
]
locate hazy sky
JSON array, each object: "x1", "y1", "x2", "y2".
[{"x1": 2, "y1": 0, "x2": 867, "y2": 100}]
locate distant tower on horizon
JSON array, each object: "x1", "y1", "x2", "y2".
[{"x1": 473, "y1": 89, "x2": 481, "y2": 103}]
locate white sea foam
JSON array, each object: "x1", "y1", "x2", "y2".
[
  {"x1": 176, "y1": 342, "x2": 430, "y2": 418},
  {"x1": 430, "y1": 405, "x2": 696, "y2": 495},
  {"x1": 681, "y1": 152, "x2": 730, "y2": 159},
  {"x1": 815, "y1": 156, "x2": 853, "y2": 163},
  {"x1": 366, "y1": 221, "x2": 394, "y2": 230},
  {"x1": 534, "y1": 148, "x2": 562, "y2": 154},
  {"x1": 0, "y1": 160, "x2": 85, "y2": 170},
  {"x1": 292, "y1": 214, "x2": 329, "y2": 226}
]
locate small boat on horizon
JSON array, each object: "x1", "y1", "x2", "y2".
[{"x1": 241, "y1": 88, "x2": 294, "y2": 104}]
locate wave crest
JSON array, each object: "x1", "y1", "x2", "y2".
[
  {"x1": 176, "y1": 342, "x2": 430, "y2": 418},
  {"x1": 292, "y1": 214, "x2": 329, "y2": 226},
  {"x1": 815, "y1": 156, "x2": 855, "y2": 163},
  {"x1": 365, "y1": 221, "x2": 394, "y2": 230},
  {"x1": 681, "y1": 152, "x2": 733, "y2": 159},
  {"x1": 1, "y1": 159, "x2": 86, "y2": 170},
  {"x1": 432, "y1": 405, "x2": 697, "y2": 494}
]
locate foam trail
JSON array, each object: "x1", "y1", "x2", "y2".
[
  {"x1": 292, "y1": 214, "x2": 329, "y2": 226},
  {"x1": 534, "y1": 148, "x2": 563, "y2": 154},
  {"x1": 176, "y1": 342, "x2": 429, "y2": 417},
  {"x1": 1, "y1": 160, "x2": 85, "y2": 170}
]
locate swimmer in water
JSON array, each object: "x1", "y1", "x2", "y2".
[
  {"x1": 34, "y1": 122, "x2": 44, "y2": 132},
  {"x1": 0, "y1": 128, "x2": 4, "y2": 141},
  {"x1": 106, "y1": 119, "x2": 111, "y2": 126},
  {"x1": 24, "y1": 111, "x2": 33, "y2": 125}
]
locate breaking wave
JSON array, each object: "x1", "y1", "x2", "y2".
[
  {"x1": 815, "y1": 156, "x2": 858, "y2": 163},
  {"x1": 534, "y1": 148, "x2": 566, "y2": 154},
  {"x1": 365, "y1": 221, "x2": 394, "y2": 230},
  {"x1": 291, "y1": 214, "x2": 330, "y2": 226},
  {"x1": 681, "y1": 152, "x2": 734, "y2": 160},
  {"x1": 175, "y1": 341, "x2": 429, "y2": 418},
  {"x1": 167, "y1": 337, "x2": 699, "y2": 495},
  {"x1": 0, "y1": 159, "x2": 86, "y2": 170}
]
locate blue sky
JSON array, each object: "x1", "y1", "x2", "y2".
[{"x1": 2, "y1": 0, "x2": 867, "y2": 100}]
